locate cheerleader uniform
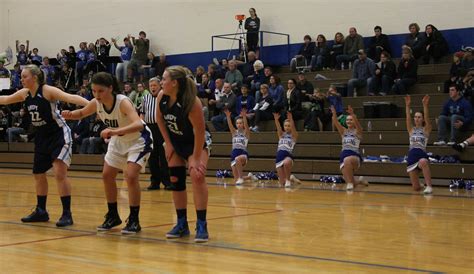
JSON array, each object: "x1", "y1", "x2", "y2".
[
  {"x1": 406, "y1": 127, "x2": 429, "y2": 172},
  {"x1": 96, "y1": 94, "x2": 153, "y2": 170},
  {"x1": 339, "y1": 129, "x2": 362, "y2": 170},
  {"x1": 230, "y1": 130, "x2": 248, "y2": 166},
  {"x1": 275, "y1": 132, "x2": 295, "y2": 168}
]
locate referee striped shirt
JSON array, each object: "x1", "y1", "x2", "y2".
[{"x1": 140, "y1": 94, "x2": 158, "y2": 124}]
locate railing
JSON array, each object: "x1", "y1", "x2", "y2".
[{"x1": 211, "y1": 30, "x2": 291, "y2": 65}]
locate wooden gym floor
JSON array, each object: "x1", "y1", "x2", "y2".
[{"x1": 0, "y1": 168, "x2": 472, "y2": 273}]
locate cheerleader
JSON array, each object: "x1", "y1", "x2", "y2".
[
  {"x1": 405, "y1": 95, "x2": 433, "y2": 194},
  {"x1": 331, "y1": 105, "x2": 367, "y2": 190},
  {"x1": 225, "y1": 108, "x2": 254, "y2": 185},
  {"x1": 62, "y1": 72, "x2": 153, "y2": 234},
  {"x1": 273, "y1": 112, "x2": 300, "y2": 188}
]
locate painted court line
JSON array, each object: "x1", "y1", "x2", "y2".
[
  {"x1": 0, "y1": 220, "x2": 443, "y2": 273},
  {"x1": 0, "y1": 233, "x2": 94, "y2": 248}
]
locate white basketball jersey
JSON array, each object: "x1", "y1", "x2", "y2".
[{"x1": 96, "y1": 94, "x2": 141, "y2": 142}]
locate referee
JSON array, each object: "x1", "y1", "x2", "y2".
[{"x1": 140, "y1": 77, "x2": 171, "y2": 190}]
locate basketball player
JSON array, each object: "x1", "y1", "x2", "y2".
[
  {"x1": 62, "y1": 72, "x2": 152, "y2": 234},
  {"x1": 405, "y1": 95, "x2": 433, "y2": 194},
  {"x1": 0, "y1": 64, "x2": 88, "y2": 227},
  {"x1": 155, "y1": 66, "x2": 210, "y2": 242}
]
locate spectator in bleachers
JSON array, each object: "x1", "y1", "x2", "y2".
[
  {"x1": 336, "y1": 27, "x2": 364, "y2": 70},
  {"x1": 28, "y1": 48, "x2": 42, "y2": 64},
  {"x1": 329, "y1": 32, "x2": 345, "y2": 70},
  {"x1": 67, "y1": 46, "x2": 77, "y2": 69},
  {"x1": 129, "y1": 82, "x2": 150, "y2": 111},
  {"x1": 129, "y1": 31, "x2": 150, "y2": 82},
  {"x1": 225, "y1": 60, "x2": 243, "y2": 93},
  {"x1": 112, "y1": 37, "x2": 133, "y2": 83},
  {"x1": 6, "y1": 108, "x2": 30, "y2": 143},
  {"x1": 211, "y1": 82, "x2": 237, "y2": 131},
  {"x1": 310, "y1": 34, "x2": 329, "y2": 71},
  {"x1": 250, "y1": 60, "x2": 265, "y2": 93},
  {"x1": 142, "y1": 52, "x2": 157, "y2": 80},
  {"x1": 0, "y1": 108, "x2": 10, "y2": 141},
  {"x1": 15, "y1": 40, "x2": 29, "y2": 65},
  {"x1": 372, "y1": 51, "x2": 396, "y2": 96},
  {"x1": 58, "y1": 63, "x2": 75, "y2": 92},
  {"x1": 123, "y1": 82, "x2": 134, "y2": 97},
  {"x1": 290, "y1": 35, "x2": 315, "y2": 72},
  {"x1": 72, "y1": 117, "x2": 90, "y2": 153},
  {"x1": 214, "y1": 78, "x2": 225, "y2": 101},
  {"x1": 366, "y1": 26, "x2": 391, "y2": 63},
  {"x1": 327, "y1": 85, "x2": 344, "y2": 116},
  {"x1": 284, "y1": 78, "x2": 303, "y2": 120},
  {"x1": 346, "y1": 49, "x2": 376, "y2": 97},
  {"x1": 263, "y1": 66, "x2": 273, "y2": 85},
  {"x1": 404, "y1": 23, "x2": 426, "y2": 60},
  {"x1": 84, "y1": 43, "x2": 98, "y2": 75},
  {"x1": 462, "y1": 69, "x2": 474, "y2": 106},
  {"x1": 0, "y1": 60, "x2": 9, "y2": 78},
  {"x1": 245, "y1": 8, "x2": 260, "y2": 53},
  {"x1": 57, "y1": 49, "x2": 69, "y2": 67},
  {"x1": 250, "y1": 84, "x2": 274, "y2": 132},
  {"x1": 236, "y1": 85, "x2": 255, "y2": 115},
  {"x1": 444, "y1": 52, "x2": 465, "y2": 93},
  {"x1": 207, "y1": 64, "x2": 223, "y2": 81},
  {"x1": 304, "y1": 89, "x2": 327, "y2": 131},
  {"x1": 80, "y1": 116, "x2": 106, "y2": 154},
  {"x1": 95, "y1": 38, "x2": 111, "y2": 65},
  {"x1": 236, "y1": 51, "x2": 257, "y2": 83},
  {"x1": 296, "y1": 72, "x2": 314, "y2": 110},
  {"x1": 268, "y1": 75, "x2": 284, "y2": 111},
  {"x1": 452, "y1": 134, "x2": 474, "y2": 152},
  {"x1": 462, "y1": 50, "x2": 474, "y2": 70},
  {"x1": 422, "y1": 24, "x2": 449, "y2": 64},
  {"x1": 198, "y1": 73, "x2": 216, "y2": 121},
  {"x1": 154, "y1": 54, "x2": 170, "y2": 79},
  {"x1": 10, "y1": 63, "x2": 22, "y2": 90},
  {"x1": 392, "y1": 47, "x2": 418, "y2": 95},
  {"x1": 434, "y1": 84, "x2": 473, "y2": 146},
  {"x1": 40, "y1": 57, "x2": 56, "y2": 86},
  {"x1": 75, "y1": 42, "x2": 89, "y2": 86},
  {"x1": 78, "y1": 85, "x2": 92, "y2": 101},
  {"x1": 195, "y1": 66, "x2": 205, "y2": 84}
]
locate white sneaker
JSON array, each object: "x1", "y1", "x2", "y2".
[
  {"x1": 236, "y1": 178, "x2": 244, "y2": 185},
  {"x1": 346, "y1": 183, "x2": 354, "y2": 191},
  {"x1": 19, "y1": 134, "x2": 28, "y2": 142},
  {"x1": 358, "y1": 176, "x2": 369, "y2": 186},
  {"x1": 284, "y1": 180, "x2": 291, "y2": 188},
  {"x1": 248, "y1": 172, "x2": 258, "y2": 182},
  {"x1": 447, "y1": 141, "x2": 456, "y2": 146},
  {"x1": 423, "y1": 186, "x2": 433, "y2": 195},
  {"x1": 433, "y1": 141, "x2": 446, "y2": 146},
  {"x1": 290, "y1": 175, "x2": 301, "y2": 184}
]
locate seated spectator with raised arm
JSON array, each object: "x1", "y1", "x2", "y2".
[
  {"x1": 366, "y1": 26, "x2": 391, "y2": 62},
  {"x1": 347, "y1": 49, "x2": 376, "y2": 97},
  {"x1": 290, "y1": 35, "x2": 315, "y2": 72},
  {"x1": 15, "y1": 40, "x2": 29, "y2": 66},
  {"x1": 336, "y1": 27, "x2": 364, "y2": 70},
  {"x1": 112, "y1": 36, "x2": 133, "y2": 83},
  {"x1": 434, "y1": 84, "x2": 473, "y2": 146},
  {"x1": 211, "y1": 82, "x2": 237, "y2": 131}
]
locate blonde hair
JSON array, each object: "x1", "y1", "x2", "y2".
[
  {"x1": 23, "y1": 64, "x2": 45, "y2": 86},
  {"x1": 165, "y1": 66, "x2": 197, "y2": 115}
]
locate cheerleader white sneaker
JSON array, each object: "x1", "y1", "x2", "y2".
[
  {"x1": 346, "y1": 183, "x2": 354, "y2": 191},
  {"x1": 290, "y1": 175, "x2": 301, "y2": 184},
  {"x1": 423, "y1": 186, "x2": 433, "y2": 195},
  {"x1": 284, "y1": 180, "x2": 291, "y2": 188}
]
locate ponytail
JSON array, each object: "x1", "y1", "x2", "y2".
[{"x1": 166, "y1": 66, "x2": 197, "y2": 115}]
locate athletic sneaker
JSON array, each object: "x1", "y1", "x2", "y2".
[
  {"x1": 346, "y1": 183, "x2": 354, "y2": 191},
  {"x1": 290, "y1": 174, "x2": 301, "y2": 184},
  {"x1": 21, "y1": 207, "x2": 49, "y2": 222},
  {"x1": 447, "y1": 141, "x2": 456, "y2": 146},
  {"x1": 121, "y1": 218, "x2": 141, "y2": 234},
  {"x1": 97, "y1": 213, "x2": 122, "y2": 231},
  {"x1": 423, "y1": 186, "x2": 433, "y2": 195},
  {"x1": 433, "y1": 141, "x2": 446, "y2": 146},
  {"x1": 248, "y1": 172, "x2": 258, "y2": 182},
  {"x1": 452, "y1": 143, "x2": 466, "y2": 152},
  {"x1": 166, "y1": 218, "x2": 190, "y2": 238},
  {"x1": 56, "y1": 211, "x2": 73, "y2": 227},
  {"x1": 195, "y1": 220, "x2": 209, "y2": 243},
  {"x1": 284, "y1": 180, "x2": 291, "y2": 188},
  {"x1": 236, "y1": 178, "x2": 244, "y2": 185},
  {"x1": 358, "y1": 176, "x2": 369, "y2": 186}
]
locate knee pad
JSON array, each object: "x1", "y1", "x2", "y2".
[{"x1": 170, "y1": 166, "x2": 187, "y2": 191}]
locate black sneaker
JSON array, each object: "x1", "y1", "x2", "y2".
[
  {"x1": 121, "y1": 218, "x2": 141, "y2": 234},
  {"x1": 21, "y1": 207, "x2": 49, "y2": 222},
  {"x1": 56, "y1": 211, "x2": 74, "y2": 227},
  {"x1": 147, "y1": 183, "x2": 160, "y2": 191},
  {"x1": 96, "y1": 213, "x2": 122, "y2": 231},
  {"x1": 452, "y1": 143, "x2": 466, "y2": 152}
]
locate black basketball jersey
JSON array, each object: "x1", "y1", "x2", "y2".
[
  {"x1": 24, "y1": 85, "x2": 68, "y2": 135},
  {"x1": 159, "y1": 94, "x2": 194, "y2": 144}
]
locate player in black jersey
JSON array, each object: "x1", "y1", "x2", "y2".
[
  {"x1": 0, "y1": 65, "x2": 88, "y2": 226},
  {"x1": 156, "y1": 66, "x2": 210, "y2": 242}
]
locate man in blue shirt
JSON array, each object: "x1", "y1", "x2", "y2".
[
  {"x1": 16, "y1": 40, "x2": 29, "y2": 66},
  {"x1": 112, "y1": 37, "x2": 133, "y2": 83},
  {"x1": 434, "y1": 85, "x2": 473, "y2": 145},
  {"x1": 346, "y1": 49, "x2": 376, "y2": 97}
]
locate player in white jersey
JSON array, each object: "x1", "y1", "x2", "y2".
[
  {"x1": 332, "y1": 105, "x2": 368, "y2": 191},
  {"x1": 225, "y1": 108, "x2": 256, "y2": 185},
  {"x1": 273, "y1": 112, "x2": 300, "y2": 188},
  {"x1": 405, "y1": 95, "x2": 433, "y2": 194},
  {"x1": 62, "y1": 72, "x2": 152, "y2": 234}
]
